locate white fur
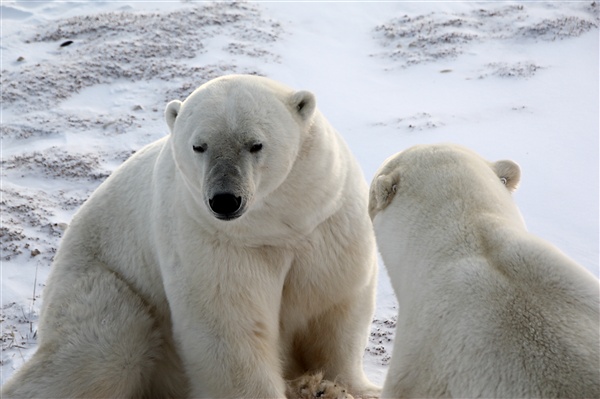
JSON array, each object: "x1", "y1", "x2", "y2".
[
  {"x1": 2, "y1": 75, "x2": 379, "y2": 398},
  {"x1": 370, "y1": 143, "x2": 599, "y2": 399}
]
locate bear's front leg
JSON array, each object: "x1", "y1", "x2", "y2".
[
  {"x1": 288, "y1": 260, "x2": 381, "y2": 398},
  {"x1": 163, "y1": 250, "x2": 291, "y2": 398}
]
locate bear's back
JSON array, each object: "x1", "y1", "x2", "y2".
[{"x1": 466, "y1": 229, "x2": 600, "y2": 398}]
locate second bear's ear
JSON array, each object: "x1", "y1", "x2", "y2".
[
  {"x1": 369, "y1": 172, "x2": 399, "y2": 220},
  {"x1": 165, "y1": 100, "x2": 182, "y2": 134},
  {"x1": 494, "y1": 160, "x2": 521, "y2": 192},
  {"x1": 289, "y1": 91, "x2": 316, "y2": 121}
]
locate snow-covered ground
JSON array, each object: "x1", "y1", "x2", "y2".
[{"x1": 1, "y1": 0, "x2": 598, "y2": 388}]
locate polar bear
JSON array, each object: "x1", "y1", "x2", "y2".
[
  {"x1": 2, "y1": 75, "x2": 379, "y2": 398},
  {"x1": 369, "y1": 143, "x2": 600, "y2": 399}
]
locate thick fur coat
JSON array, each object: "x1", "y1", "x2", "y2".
[{"x1": 370, "y1": 143, "x2": 599, "y2": 399}]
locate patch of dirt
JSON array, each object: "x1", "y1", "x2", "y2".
[
  {"x1": 374, "y1": 112, "x2": 445, "y2": 132},
  {"x1": 365, "y1": 316, "x2": 397, "y2": 366},
  {"x1": 374, "y1": 3, "x2": 598, "y2": 68},
  {"x1": 1, "y1": 303, "x2": 38, "y2": 367},
  {"x1": 481, "y1": 62, "x2": 545, "y2": 79},
  {"x1": 2, "y1": 147, "x2": 109, "y2": 181},
  {"x1": 374, "y1": 13, "x2": 484, "y2": 66},
  {"x1": 517, "y1": 15, "x2": 598, "y2": 40},
  {"x1": 0, "y1": 187, "x2": 65, "y2": 262}
]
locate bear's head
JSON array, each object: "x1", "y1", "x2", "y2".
[
  {"x1": 368, "y1": 143, "x2": 521, "y2": 221},
  {"x1": 165, "y1": 75, "x2": 316, "y2": 221}
]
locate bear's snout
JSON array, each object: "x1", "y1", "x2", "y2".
[{"x1": 209, "y1": 193, "x2": 244, "y2": 220}]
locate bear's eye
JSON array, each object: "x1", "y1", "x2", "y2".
[
  {"x1": 192, "y1": 144, "x2": 207, "y2": 153},
  {"x1": 250, "y1": 143, "x2": 263, "y2": 153}
]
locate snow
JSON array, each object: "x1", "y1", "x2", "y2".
[{"x1": 1, "y1": 0, "x2": 598, "y2": 389}]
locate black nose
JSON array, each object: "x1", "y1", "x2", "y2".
[{"x1": 209, "y1": 193, "x2": 242, "y2": 218}]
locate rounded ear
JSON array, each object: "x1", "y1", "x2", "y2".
[
  {"x1": 289, "y1": 90, "x2": 316, "y2": 121},
  {"x1": 165, "y1": 100, "x2": 182, "y2": 134},
  {"x1": 494, "y1": 160, "x2": 521, "y2": 192},
  {"x1": 368, "y1": 172, "x2": 399, "y2": 220}
]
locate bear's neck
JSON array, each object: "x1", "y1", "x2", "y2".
[{"x1": 398, "y1": 202, "x2": 526, "y2": 268}]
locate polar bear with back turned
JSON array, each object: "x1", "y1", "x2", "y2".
[
  {"x1": 370, "y1": 143, "x2": 599, "y2": 399},
  {"x1": 2, "y1": 75, "x2": 379, "y2": 398}
]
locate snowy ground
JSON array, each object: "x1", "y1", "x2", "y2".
[{"x1": 1, "y1": 0, "x2": 598, "y2": 388}]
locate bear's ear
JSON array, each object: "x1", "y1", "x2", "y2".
[
  {"x1": 289, "y1": 90, "x2": 316, "y2": 121},
  {"x1": 165, "y1": 100, "x2": 182, "y2": 134},
  {"x1": 369, "y1": 172, "x2": 399, "y2": 220},
  {"x1": 494, "y1": 160, "x2": 520, "y2": 192}
]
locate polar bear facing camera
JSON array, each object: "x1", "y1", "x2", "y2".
[
  {"x1": 370, "y1": 143, "x2": 599, "y2": 399},
  {"x1": 2, "y1": 75, "x2": 379, "y2": 398}
]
